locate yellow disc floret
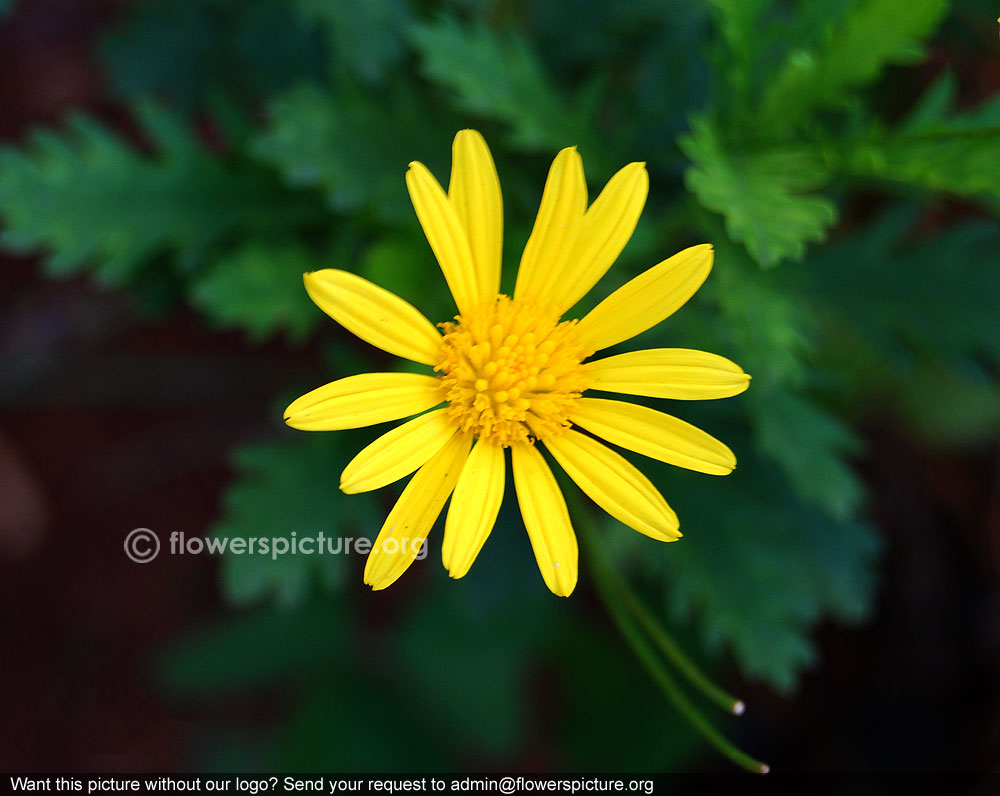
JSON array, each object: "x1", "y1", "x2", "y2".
[{"x1": 436, "y1": 295, "x2": 592, "y2": 447}]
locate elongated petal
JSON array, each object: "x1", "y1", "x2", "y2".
[
  {"x1": 511, "y1": 443, "x2": 577, "y2": 597},
  {"x1": 513, "y1": 147, "x2": 587, "y2": 302},
  {"x1": 304, "y1": 269, "x2": 442, "y2": 366},
  {"x1": 449, "y1": 130, "x2": 502, "y2": 299},
  {"x1": 340, "y1": 409, "x2": 458, "y2": 494},
  {"x1": 284, "y1": 373, "x2": 443, "y2": 431},
  {"x1": 570, "y1": 398, "x2": 736, "y2": 475},
  {"x1": 543, "y1": 428, "x2": 680, "y2": 541},
  {"x1": 587, "y1": 348, "x2": 750, "y2": 400},
  {"x1": 548, "y1": 162, "x2": 648, "y2": 314},
  {"x1": 364, "y1": 433, "x2": 471, "y2": 591},
  {"x1": 407, "y1": 161, "x2": 480, "y2": 315},
  {"x1": 441, "y1": 438, "x2": 505, "y2": 579},
  {"x1": 575, "y1": 244, "x2": 714, "y2": 352}
]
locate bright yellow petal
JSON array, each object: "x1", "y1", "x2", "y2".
[
  {"x1": 284, "y1": 373, "x2": 443, "y2": 431},
  {"x1": 547, "y1": 162, "x2": 648, "y2": 314},
  {"x1": 441, "y1": 438, "x2": 505, "y2": 579},
  {"x1": 511, "y1": 442, "x2": 578, "y2": 597},
  {"x1": 303, "y1": 269, "x2": 441, "y2": 366},
  {"x1": 575, "y1": 244, "x2": 714, "y2": 352},
  {"x1": 363, "y1": 433, "x2": 471, "y2": 591},
  {"x1": 542, "y1": 428, "x2": 680, "y2": 541},
  {"x1": 340, "y1": 409, "x2": 458, "y2": 494},
  {"x1": 570, "y1": 397, "x2": 736, "y2": 475},
  {"x1": 406, "y1": 160, "x2": 480, "y2": 315},
  {"x1": 586, "y1": 348, "x2": 750, "y2": 400},
  {"x1": 449, "y1": 130, "x2": 502, "y2": 299},
  {"x1": 513, "y1": 147, "x2": 587, "y2": 302}
]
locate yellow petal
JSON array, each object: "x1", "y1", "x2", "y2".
[
  {"x1": 284, "y1": 372, "x2": 443, "y2": 431},
  {"x1": 303, "y1": 269, "x2": 442, "y2": 366},
  {"x1": 548, "y1": 162, "x2": 648, "y2": 314},
  {"x1": 449, "y1": 130, "x2": 502, "y2": 299},
  {"x1": 406, "y1": 160, "x2": 480, "y2": 315},
  {"x1": 570, "y1": 397, "x2": 736, "y2": 476},
  {"x1": 587, "y1": 348, "x2": 750, "y2": 400},
  {"x1": 513, "y1": 147, "x2": 587, "y2": 302},
  {"x1": 441, "y1": 438, "x2": 505, "y2": 579},
  {"x1": 575, "y1": 244, "x2": 714, "y2": 352},
  {"x1": 542, "y1": 428, "x2": 680, "y2": 541},
  {"x1": 340, "y1": 409, "x2": 458, "y2": 494},
  {"x1": 363, "y1": 433, "x2": 471, "y2": 591},
  {"x1": 511, "y1": 442, "x2": 578, "y2": 597}
]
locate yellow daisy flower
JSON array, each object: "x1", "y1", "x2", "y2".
[{"x1": 284, "y1": 130, "x2": 749, "y2": 597}]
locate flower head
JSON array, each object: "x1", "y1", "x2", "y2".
[{"x1": 284, "y1": 130, "x2": 750, "y2": 596}]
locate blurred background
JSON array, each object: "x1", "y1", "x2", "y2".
[{"x1": 1, "y1": 0, "x2": 999, "y2": 775}]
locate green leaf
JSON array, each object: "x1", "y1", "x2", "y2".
[
  {"x1": 680, "y1": 119, "x2": 837, "y2": 267},
  {"x1": 749, "y1": 390, "x2": 864, "y2": 520},
  {"x1": 835, "y1": 72, "x2": 1000, "y2": 198},
  {"x1": 758, "y1": 0, "x2": 948, "y2": 134},
  {"x1": 190, "y1": 241, "x2": 321, "y2": 343},
  {"x1": 0, "y1": 104, "x2": 319, "y2": 286},
  {"x1": 653, "y1": 450, "x2": 881, "y2": 691},
  {"x1": 295, "y1": 0, "x2": 412, "y2": 83},
  {"x1": 409, "y1": 16, "x2": 591, "y2": 153},
  {"x1": 251, "y1": 83, "x2": 430, "y2": 219},
  {"x1": 212, "y1": 434, "x2": 378, "y2": 609}
]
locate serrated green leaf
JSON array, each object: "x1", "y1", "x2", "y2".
[
  {"x1": 680, "y1": 119, "x2": 837, "y2": 267},
  {"x1": 750, "y1": 390, "x2": 864, "y2": 520},
  {"x1": 653, "y1": 452, "x2": 880, "y2": 691},
  {"x1": 190, "y1": 241, "x2": 321, "y2": 343},
  {"x1": 212, "y1": 434, "x2": 378, "y2": 609},
  {"x1": 409, "y1": 16, "x2": 589, "y2": 153},
  {"x1": 758, "y1": 0, "x2": 947, "y2": 134},
  {"x1": 0, "y1": 104, "x2": 320, "y2": 286},
  {"x1": 834, "y1": 73, "x2": 1000, "y2": 197},
  {"x1": 251, "y1": 83, "x2": 431, "y2": 219}
]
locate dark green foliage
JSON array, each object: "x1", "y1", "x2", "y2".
[
  {"x1": 211, "y1": 434, "x2": 378, "y2": 608},
  {"x1": 681, "y1": 120, "x2": 838, "y2": 267},
  {"x1": 191, "y1": 242, "x2": 322, "y2": 343},
  {"x1": 0, "y1": 103, "x2": 319, "y2": 286}
]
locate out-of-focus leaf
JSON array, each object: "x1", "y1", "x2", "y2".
[
  {"x1": 0, "y1": 0, "x2": 16, "y2": 20},
  {"x1": 251, "y1": 83, "x2": 433, "y2": 219},
  {"x1": 835, "y1": 72, "x2": 1000, "y2": 198},
  {"x1": 0, "y1": 104, "x2": 319, "y2": 286},
  {"x1": 154, "y1": 601, "x2": 347, "y2": 698},
  {"x1": 680, "y1": 119, "x2": 837, "y2": 267},
  {"x1": 758, "y1": 0, "x2": 947, "y2": 134},
  {"x1": 409, "y1": 16, "x2": 592, "y2": 153},
  {"x1": 191, "y1": 241, "x2": 321, "y2": 343},
  {"x1": 650, "y1": 449, "x2": 881, "y2": 691},
  {"x1": 295, "y1": 0, "x2": 412, "y2": 83},
  {"x1": 212, "y1": 434, "x2": 378, "y2": 609},
  {"x1": 100, "y1": 0, "x2": 326, "y2": 111},
  {"x1": 749, "y1": 390, "x2": 864, "y2": 520}
]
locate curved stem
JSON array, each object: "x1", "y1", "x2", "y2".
[
  {"x1": 587, "y1": 523, "x2": 745, "y2": 715},
  {"x1": 573, "y1": 503, "x2": 768, "y2": 774}
]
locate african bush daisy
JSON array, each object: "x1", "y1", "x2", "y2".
[{"x1": 284, "y1": 130, "x2": 749, "y2": 596}]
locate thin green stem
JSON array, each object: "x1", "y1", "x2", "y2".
[
  {"x1": 587, "y1": 524, "x2": 745, "y2": 715},
  {"x1": 572, "y1": 504, "x2": 767, "y2": 773}
]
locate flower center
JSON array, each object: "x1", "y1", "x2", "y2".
[{"x1": 436, "y1": 295, "x2": 592, "y2": 447}]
